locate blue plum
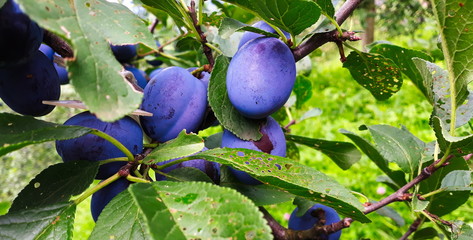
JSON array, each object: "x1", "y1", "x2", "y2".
[
  {"x1": 288, "y1": 204, "x2": 342, "y2": 240},
  {"x1": 226, "y1": 37, "x2": 296, "y2": 119},
  {"x1": 39, "y1": 44, "x2": 54, "y2": 60},
  {"x1": 0, "y1": 50, "x2": 60, "y2": 116},
  {"x1": 140, "y1": 67, "x2": 207, "y2": 142},
  {"x1": 146, "y1": 40, "x2": 163, "y2": 66},
  {"x1": 125, "y1": 65, "x2": 148, "y2": 89},
  {"x1": 55, "y1": 111, "x2": 143, "y2": 179},
  {"x1": 91, "y1": 178, "x2": 130, "y2": 222},
  {"x1": 155, "y1": 148, "x2": 220, "y2": 183},
  {"x1": 53, "y1": 53, "x2": 69, "y2": 85},
  {"x1": 110, "y1": 44, "x2": 136, "y2": 63},
  {"x1": 149, "y1": 68, "x2": 163, "y2": 80},
  {"x1": 221, "y1": 117, "x2": 286, "y2": 185},
  {"x1": 238, "y1": 21, "x2": 290, "y2": 49},
  {"x1": 0, "y1": 0, "x2": 43, "y2": 68}
]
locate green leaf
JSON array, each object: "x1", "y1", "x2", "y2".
[
  {"x1": 440, "y1": 170, "x2": 472, "y2": 191},
  {"x1": 10, "y1": 161, "x2": 98, "y2": 212},
  {"x1": 369, "y1": 44, "x2": 433, "y2": 102},
  {"x1": 190, "y1": 148, "x2": 370, "y2": 223},
  {"x1": 141, "y1": 0, "x2": 189, "y2": 28},
  {"x1": 208, "y1": 55, "x2": 263, "y2": 141},
  {"x1": 286, "y1": 134, "x2": 361, "y2": 170},
  {"x1": 294, "y1": 75, "x2": 313, "y2": 109},
  {"x1": 129, "y1": 182, "x2": 272, "y2": 239},
  {"x1": 222, "y1": 182, "x2": 294, "y2": 206},
  {"x1": 16, "y1": 0, "x2": 155, "y2": 121},
  {"x1": 454, "y1": 221, "x2": 473, "y2": 240},
  {"x1": 314, "y1": 0, "x2": 335, "y2": 17},
  {"x1": 418, "y1": 157, "x2": 469, "y2": 216},
  {"x1": 433, "y1": 117, "x2": 473, "y2": 156},
  {"x1": 413, "y1": 227, "x2": 439, "y2": 240},
  {"x1": 204, "y1": 132, "x2": 223, "y2": 149},
  {"x1": 0, "y1": 202, "x2": 10, "y2": 216},
  {"x1": 292, "y1": 197, "x2": 315, "y2": 217},
  {"x1": 432, "y1": 0, "x2": 472, "y2": 106},
  {"x1": 165, "y1": 167, "x2": 215, "y2": 183},
  {"x1": 218, "y1": 17, "x2": 279, "y2": 39},
  {"x1": 375, "y1": 205, "x2": 405, "y2": 227},
  {"x1": 341, "y1": 129, "x2": 407, "y2": 188},
  {"x1": 0, "y1": 113, "x2": 92, "y2": 157},
  {"x1": 222, "y1": 0, "x2": 321, "y2": 36},
  {"x1": 412, "y1": 197, "x2": 429, "y2": 212},
  {"x1": 368, "y1": 125, "x2": 425, "y2": 174},
  {"x1": 298, "y1": 108, "x2": 322, "y2": 122},
  {"x1": 343, "y1": 51, "x2": 403, "y2": 101},
  {"x1": 143, "y1": 131, "x2": 205, "y2": 164},
  {"x1": 0, "y1": 0, "x2": 6, "y2": 8},
  {"x1": 286, "y1": 140, "x2": 301, "y2": 161},
  {"x1": 413, "y1": 58, "x2": 473, "y2": 129},
  {"x1": 0, "y1": 202, "x2": 76, "y2": 240}
]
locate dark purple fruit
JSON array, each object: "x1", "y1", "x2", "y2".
[
  {"x1": 110, "y1": 44, "x2": 136, "y2": 63},
  {"x1": 288, "y1": 204, "x2": 342, "y2": 240},
  {"x1": 0, "y1": 50, "x2": 60, "y2": 116},
  {"x1": 55, "y1": 111, "x2": 143, "y2": 179},
  {"x1": 125, "y1": 65, "x2": 147, "y2": 89},
  {"x1": 91, "y1": 178, "x2": 130, "y2": 222}
]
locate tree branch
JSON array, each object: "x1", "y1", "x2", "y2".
[
  {"x1": 43, "y1": 29, "x2": 74, "y2": 58},
  {"x1": 189, "y1": 1, "x2": 215, "y2": 69},
  {"x1": 399, "y1": 217, "x2": 423, "y2": 240},
  {"x1": 292, "y1": 0, "x2": 363, "y2": 61}
]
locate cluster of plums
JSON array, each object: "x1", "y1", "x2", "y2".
[{"x1": 0, "y1": 0, "x2": 61, "y2": 116}]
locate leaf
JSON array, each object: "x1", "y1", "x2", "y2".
[
  {"x1": 218, "y1": 17, "x2": 279, "y2": 39},
  {"x1": 204, "y1": 132, "x2": 223, "y2": 149},
  {"x1": 190, "y1": 148, "x2": 370, "y2": 223},
  {"x1": 294, "y1": 75, "x2": 313, "y2": 109},
  {"x1": 16, "y1": 0, "x2": 155, "y2": 121},
  {"x1": 433, "y1": 117, "x2": 473, "y2": 156},
  {"x1": 9, "y1": 161, "x2": 98, "y2": 212},
  {"x1": 369, "y1": 44, "x2": 433, "y2": 101},
  {"x1": 418, "y1": 156, "x2": 469, "y2": 216},
  {"x1": 368, "y1": 125, "x2": 425, "y2": 174},
  {"x1": 454, "y1": 221, "x2": 473, "y2": 240},
  {"x1": 341, "y1": 129, "x2": 407, "y2": 188},
  {"x1": 413, "y1": 58, "x2": 473, "y2": 129},
  {"x1": 440, "y1": 170, "x2": 472, "y2": 191},
  {"x1": 224, "y1": 182, "x2": 294, "y2": 206},
  {"x1": 0, "y1": 113, "x2": 92, "y2": 157},
  {"x1": 314, "y1": 0, "x2": 335, "y2": 17},
  {"x1": 432, "y1": 0, "x2": 472, "y2": 106},
  {"x1": 0, "y1": 0, "x2": 6, "y2": 8},
  {"x1": 222, "y1": 0, "x2": 321, "y2": 36},
  {"x1": 292, "y1": 197, "x2": 315, "y2": 217},
  {"x1": 286, "y1": 140, "x2": 301, "y2": 161},
  {"x1": 298, "y1": 108, "x2": 322, "y2": 122},
  {"x1": 208, "y1": 55, "x2": 263, "y2": 141},
  {"x1": 413, "y1": 227, "x2": 439, "y2": 240},
  {"x1": 141, "y1": 0, "x2": 188, "y2": 28},
  {"x1": 166, "y1": 167, "x2": 215, "y2": 183},
  {"x1": 143, "y1": 131, "x2": 205, "y2": 165},
  {"x1": 0, "y1": 202, "x2": 10, "y2": 216},
  {"x1": 286, "y1": 134, "x2": 361, "y2": 170},
  {"x1": 343, "y1": 51, "x2": 403, "y2": 101},
  {"x1": 412, "y1": 197, "x2": 429, "y2": 212},
  {"x1": 375, "y1": 205, "x2": 405, "y2": 227},
  {"x1": 0, "y1": 202, "x2": 76, "y2": 240}
]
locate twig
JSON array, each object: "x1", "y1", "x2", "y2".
[
  {"x1": 399, "y1": 217, "x2": 423, "y2": 240},
  {"x1": 43, "y1": 29, "x2": 74, "y2": 58},
  {"x1": 149, "y1": 18, "x2": 159, "y2": 34},
  {"x1": 292, "y1": 0, "x2": 363, "y2": 61},
  {"x1": 423, "y1": 210, "x2": 453, "y2": 228},
  {"x1": 158, "y1": 33, "x2": 189, "y2": 52},
  {"x1": 189, "y1": 0, "x2": 215, "y2": 69}
]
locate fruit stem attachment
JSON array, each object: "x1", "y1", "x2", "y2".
[
  {"x1": 73, "y1": 173, "x2": 120, "y2": 205},
  {"x1": 266, "y1": 22, "x2": 289, "y2": 45},
  {"x1": 99, "y1": 157, "x2": 130, "y2": 165},
  {"x1": 90, "y1": 129, "x2": 135, "y2": 162}
]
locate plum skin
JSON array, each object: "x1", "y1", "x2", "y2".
[
  {"x1": 91, "y1": 178, "x2": 130, "y2": 222},
  {"x1": 55, "y1": 111, "x2": 143, "y2": 179},
  {"x1": 140, "y1": 66, "x2": 207, "y2": 142},
  {"x1": 288, "y1": 204, "x2": 342, "y2": 240},
  {"x1": 0, "y1": 50, "x2": 60, "y2": 116},
  {"x1": 125, "y1": 65, "x2": 148, "y2": 89},
  {"x1": 226, "y1": 37, "x2": 296, "y2": 119},
  {"x1": 110, "y1": 44, "x2": 136, "y2": 63},
  {"x1": 221, "y1": 117, "x2": 286, "y2": 185}
]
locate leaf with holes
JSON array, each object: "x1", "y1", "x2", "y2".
[
  {"x1": 369, "y1": 44, "x2": 433, "y2": 102},
  {"x1": 286, "y1": 134, "x2": 361, "y2": 170},
  {"x1": 222, "y1": 0, "x2": 321, "y2": 36},
  {"x1": 208, "y1": 55, "x2": 263, "y2": 141},
  {"x1": 343, "y1": 51, "x2": 402, "y2": 101},
  {"x1": 189, "y1": 148, "x2": 370, "y2": 223},
  {"x1": 15, "y1": 0, "x2": 155, "y2": 121},
  {"x1": 432, "y1": 0, "x2": 472, "y2": 106},
  {"x1": 0, "y1": 113, "x2": 92, "y2": 157}
]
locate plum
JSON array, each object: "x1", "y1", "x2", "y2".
[
  {"x1": 39, "y1": 44, "x2": 54, "y2": 61},
  {"x1": 55, "y1": 111, "x2": 143, "y2": 179},
  {"x1": 288, "y1": 204, "x2": 342, "y2": 240},
  {"x1": 91, "y1": 178, "x2": 130, "y2": 222},
  {"x1": 226, "y1": 37, "x2": 296, "y2": 119},
  {"x1": 238, "y1": 21, "x2": 290, "y2": 49},
  {"x1": 110, "y1": 44, "x2": 136, "y2": 63},
  {"x1": 155, "y1": 148, "x2": 220, "y2": 183},
  {"x1": 0, "y1": 50, "x2": 60, "y2": 116},
  {"x1": 221, "y1": 117, "x2": 286, "y2": 185},
  {"x1": 149, "y1": 68, "x2": 162, "y2": 80},
  {"x1": 52, "y1": 53, "x2": 69, "y2": 85},
  {"x1": 125, "y1": 65, "x2": 147, "y2": 89},
  {"x1": 0, "y1": 0, "x2": 43, "y2": 68},
  {"x1": 140, "y1": 66, "x2": 207, "y2": 142},
  {"x1": 146, "y1": 40, "x2": 163, "y2": 66}
]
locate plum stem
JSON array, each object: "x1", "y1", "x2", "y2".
[
  {"x1": 99, "y1": 157, "x2": 129, "y2": 165},
  {"x1": 126, "y1": 175, "x2": 150, "y2": 183},
  {"x1": 73, "y1": 173, "x2": 120, "y2": 205},
  {"x1": 90, "y1": 129, "x2": 135, "y2": 162}
]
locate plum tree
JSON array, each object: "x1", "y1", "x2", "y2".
[
  {"x1": 125, "y1": 65, "x2": 148, "y2": 89},
  {"x1": 90, "y1": 178, "x2": 131, "y2": 222},
  {"x1": 110, "y1": 44, "x2": 136, "y2": 63},
  {"x1": 140, "y1": 66, "x2": 207, "y2": 142},
  {"x1": 0, "y1": 50, "x2": 60, "y2": 116},
  {"x1": 226, "y1": 37, "x2": 296, "y2": 119},
  {"x1": 55, "y1": 111, "x2": 143, "y2": 179},
  {"x1": 288, "y1": 204, "x2": 342, "y2": 240},
  {"x1": 0, "y1": 0, "x2": 43, "y2": 68},
  {"x1": 221, "y1": 117, "x2": 286, "y2": 184},
  {"x1": 238, "y1": 20, "x2": 290, "y2": 49}
]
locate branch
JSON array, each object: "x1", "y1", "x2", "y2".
[
  {"x1": 43, "y1": 29, "x2": 74, "y2": 58},
  {"x1": 292, "y1": 0, "x2": 363, "y2": 61},
  {"x1": 189, "y1": 1, "x2": 215, "y2": 69},
  {"x1": 399, "y1": 217, "x2": 423, "y2": 240}
]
